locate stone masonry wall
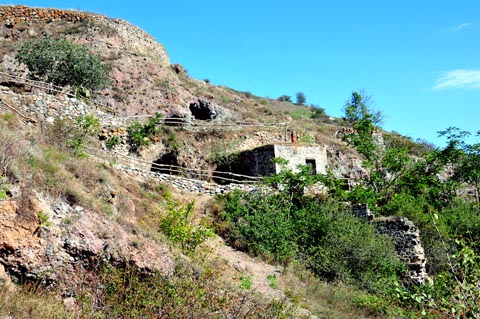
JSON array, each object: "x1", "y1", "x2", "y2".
[
  {"x1": 0, "y1": 5, "x2": 170, "y2": 66},
  {"x1": 119, "y1": 164, "x2": 267, "y2": 195},
  {"x1": 374, "y1": 217, "x2": 428, "y2": 286},
  {"x1": 274, "y1": 144, "x2": 328, "y2": 175},
  {"x1": 352, "y1": 205, "x2": 428, "y2": 286},
  {"x1": 242, "y1": 145, "x2": 277, "y2": 177},
  {"x1": 0, "y1": 5, "x2": 92, "y2": 24},
  {"x1": 235, "y1": 144, "x2": 328, "y2": 177}
]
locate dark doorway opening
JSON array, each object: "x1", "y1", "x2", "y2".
[{"x1": 305, "y1": 159, "x2": 317, "y2": 174}]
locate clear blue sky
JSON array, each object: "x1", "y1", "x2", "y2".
[{"x1": 5, "y1": 0, "x2": 480, "y2": 145}]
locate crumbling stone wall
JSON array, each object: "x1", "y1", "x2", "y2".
[
  {"x1": 351, "y1": 204, "x2": 428, "y2": 286},
  {"x1": 0, "y1": 5, "x2": 170, "y2": 66},
  {"x1": 351, "y1": 203, "x2": 375, "y2": 221},
  {"x1": 373, "y1": 217, "x2": 428, "y2": 286}
]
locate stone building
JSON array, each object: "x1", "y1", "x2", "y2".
[{"x1": 214, "y1": 144, "x2": 328, "y2": 182}]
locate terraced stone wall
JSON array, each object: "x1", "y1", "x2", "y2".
[{"x1": 0, "y1": 5, "x2": 170, "y2": 66}]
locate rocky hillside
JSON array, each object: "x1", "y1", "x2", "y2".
[
  {"x1": 0, "y1": 5, "x2": 435, "y2": 319},
  {"x1": 0, "y1": 5, "x2": 381, "y2": 182}
]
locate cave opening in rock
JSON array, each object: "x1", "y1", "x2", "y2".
[{"x1": 151, "y1": 151, "x2": 180, "y2": 175}]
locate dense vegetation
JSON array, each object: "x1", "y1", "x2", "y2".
[
  {"x1": 215, "y1": 91, "x2": 480, "y2": 318},
  {"x1": 216, "y1": 189, "x2": 404, "y2": 295}
]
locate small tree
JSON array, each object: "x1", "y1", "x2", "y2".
[
  {"x1": 295, "y1": 92, "x2": 306, "y2": 105},
  {"x1": 16, "y1": 36, "x2": 109, "y2": 92},
  {"x1": 67, "y1": 115, "x2": 100, "y2": 157},
  {"x1": 341, "y1": 91, "x2": 381, "y2": 161},
  {"x1": 439, "y1": 127, "x2": 480, "y2": 202},
  {"x1": 277, "y1": 95, "x2": 292, "y2": 102}
]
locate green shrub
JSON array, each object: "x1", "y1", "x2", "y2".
[
  {"x1": 299, "y1": 201, "x2": 403, "y2": 293},
  {"x1": 157, "y1": 199, "x2": 213, "y2": 255},
  {"x1": 16, "y1": 36, "x2": 109, "y2": 91},
  {"x1": 127, "y1": 113, "x2": 163, "y2": 152},
  {"x1": 402, "y1": 241, "x2": 480, "y2": 318},
  {"x1": 0, "y1": 183, "x2": 9, "y2": 200},
  {"x1": 66, "y1": 115, "x2": 100, "y2": 157},
  {"x1": 311, "y1": 107, "x2": 328, "y2": 121},
  {"x1": 105, "y1": 135, "x2": 120, "y2": 150},
  {"x1": 298, "y1": 134, "x2": 315, "y2": 144},
  {"x1": 239, "y1": 275, "x2": 253, "y2": 290},
  {"x1": 217, "y1": 189, "x2": 403, "y2": 293},
  {"x1": 277, "y1": 95, "x2": 292, "y2": 102},
  {"x1": 442, "y1": 199, "x2": 480, "y2": 243}
]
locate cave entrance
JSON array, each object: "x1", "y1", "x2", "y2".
[{"x1": 151, "y1": 151, "x2": 180, "y2": 175}]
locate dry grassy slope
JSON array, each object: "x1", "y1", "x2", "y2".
[
  {"x1": 0, "y1": 7, "x2": 423, "y2": 319},
  {"x1": 0, "y1": 8, "x2": 344, "y2": 129},
  {"x1": 0, "y1": 7, "x2": 377, "y2": 179}
]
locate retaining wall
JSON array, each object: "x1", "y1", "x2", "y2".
[{"x1": 0, "y1": 5, "x2": 170, "y2": 66}]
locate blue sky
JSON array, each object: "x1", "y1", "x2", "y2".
[{"x1": 4, "y1": 0, "x2": 480, "y2": 145}]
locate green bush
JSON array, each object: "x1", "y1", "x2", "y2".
[
  {"x1": 219, "y1": 191, "x2": 297, "y2": 263},
  {"x1": 217, "y1": 190, "x2": 403, "y2": 293},
  {"x1": 66, "y1": 115, "x2": 100, "y2": 157},
  {"x1": 300, "y1": 201, "x2": 403, "y2": 293},
  {"x1": 277, "y1": 95, "x2": 292, "y2": 103},
  {"x1": 311, "y1": 106, "x2": 328, "y2": 121},
  {"x1": 16, "y1": 36, "x2": 109, "y2": 91},
  {"x1": 105, "y1": 135, "x2": 120, "y2": 150},
  {"x1": 157, "y1": 199, "x2": 213, "y2": 255},
  {"x1": 127, "y1": 113, "x2": 163, "y2": 152}
]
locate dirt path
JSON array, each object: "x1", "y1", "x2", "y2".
[
  {"x1": 206, "y1": 237, "x2": 285, "y2": 299},
  {"x1": 190, "y1": 193, "x2": 286, "y2": 300}
]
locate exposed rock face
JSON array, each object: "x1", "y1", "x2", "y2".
[
  {"x1": 0, "y1": 193, "x2": 174, "y2": 289},
  {"x1": 100, "y1": 17, "x2": 170, "y2": 66},
  {"x1": 0, "y1": 4, "x2": 181, "y2": 118},
  {"x1": 327, "y1": 146, "x2": 369, "y2": 181}
]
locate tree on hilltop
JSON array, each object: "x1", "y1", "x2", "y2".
[{"x1": 295, "y1": 92, "x2": 306, "y2": 105}]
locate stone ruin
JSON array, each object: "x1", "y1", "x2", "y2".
[{"x1": 352, "y1": 204, "x2": 428, "y2": 286}]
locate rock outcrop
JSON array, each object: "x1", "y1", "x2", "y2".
[{"x1": 0, "y1": 193, "x2": 174, "y2": 290}]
